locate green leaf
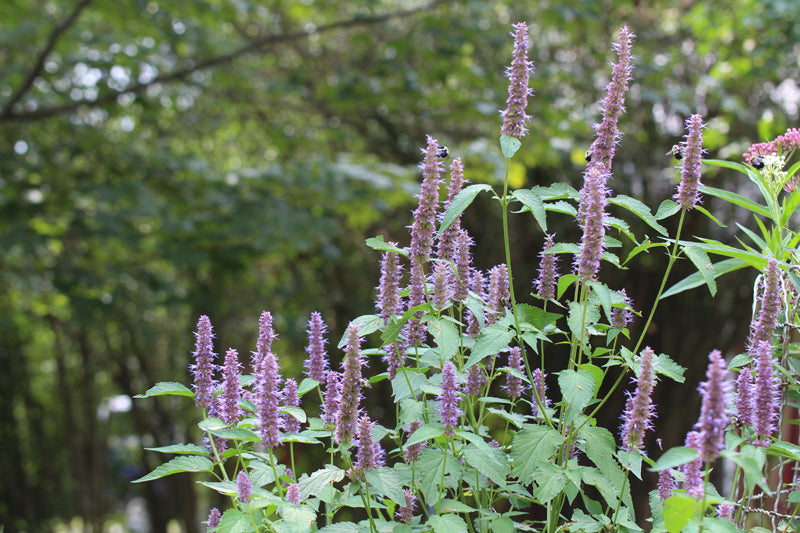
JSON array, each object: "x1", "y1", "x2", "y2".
[
  {"x1": 208, "y1": 428, "x2": 261, "y2": 441},
  {"x1": 429, "y1": 513, "x2": 470, "y2": 533},
  {"x1": 132, "y1": 455, "x2": 214, "y2": 483},
  {"x1": 661, "y1": 258, "x2": 747, "y2": 299},
  {"x1": 365, "y1": 236, "x2": 408, "y2": 256},
  {"x1": 197, "y1": 480, "x2": 237, "y2": 495},
  {"x1": 510, "y1": 424, "x2": 561, "y2": 483},
  {"x1": 700, "y1": 185, "x2": 771, "y2": 218},
  {"x1": 655, "y1": 199, "x2": 681, "y2": 220},
  {"x1": 427, "y1": 318, "x2": 460, "y2": 362},
  {"x1": 662, "y1": 494, "x2": 697, "y2": 533},
  {"x1": 651, "y1": 447, "x2": 698, "y2": 471},
  {"x1": 465, "y1": 323, "x2": 513, "y2": 368},
  {"x1": 216, "y1": 509, "x2": 255, "y2": 533},
  {"x1": 608, "y1": 195, "x2": 668, "y2": 236},
  {"x1": 532, "y1": 462, "x2": 567, "y2": 504},
  {"x1": 515, "y1": 303, "x2": 561, "y2": 330},
  {"x1": 767, "y1": 441, "x2": 800, "y2": 462},
  {"x1": 337, "y1": 315, "x2": 382, "y2": 347},
  {"x1": 437, "y1": 184, "x2": 492, "y2": 238},
  {"x1": 486, "y1": 407, "x2": 525, "y2": 428},
  {"x1": 297, "y1": 465, "x2": 346, "y2": 500},
  {"x1": 681, "y1": 244, "x2": 717, "y2": 296},
  {"x1": 145, "y1": 443, "x2": 209, "y2": 455},
  {"x1": 462, "y1": 442, "x2": 510, "y2": 488},
  {"x1": 134, "y1": 381, "x2": 193, "y2": 399},
  {"x1": 558, "y1": 369, "x2": 596, "y2": 423},
  {"x1": 417, "y1": 448, "x2": 461, "y2": 502},
  {"x1": 576, "y1": 424, "x2": 625, "y2": 497},
  {"x1": 578, "y1": 364, "x2": 603, "y2": 396},
  {"x1": 276, "y1": 504, "x2": 316, "y2": 533},
  {"x1": 654, "y1": 353, "x2": 686, "y2": 383},
  {"x1": 500, "y1": 135, "x2": 522, "y2": 159},
  {"x1": 557, "y1": 273, "x2": 580, "y2": 299},
  {"x1": 297, "y1": 378, "x2": 319, "y2": 396},
  {"x1": 567, "y1": 301, "x2": 600, "y2": 347},
  {"x1": 490, "y1": 516, "x2": 516, "y2": 533},
  {"x1": 404, "y1": 423, "x2": 444, "y2": 447},
  {"x1": 317, "y1": 524, "x2": 359, "y2": 533},
  {"x1": 513, "y1": 189, "x2": 547, "y2": 232},
  {"x1": 581, "y1": 467, "x2": 618, "y2": 507},
  {"x1": 365, "y1": 467, "x2": 406, "y2": 506},
  {"x1": 198, "y1": 417, "x2": 226, "y2": 432}
]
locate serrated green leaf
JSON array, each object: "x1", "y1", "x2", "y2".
[
  {"x1": 608, "y1": 195, "x2": 667, "y2": 236},
  {"x1": 515, "y1": 303, "x2": 561, "y2": 330},
  {"x1": 577, "y1": 424, "x2": 626, "y2": 498},
  {"x1": 581, "y1": 467, "x2": 618, "y2": 507},
  {"x1": 490, "y1": 516, "x2": 516, "y2": 533},
  {"x1": 767, "y1": 441, "x2": 800, "y2": 462},
  {"x1": 276, "y1": 504, "x2": 315, "y2": 533},
  {"x1": 132, "y1": 455, "x2": 214, "y2": 483},
  {"x1": 365, "y1": 236, "x2": 408, "y2": 256},
  {"x1": 199, "y1": 417, "x2": 226, "y2": 431},
  {"x1": 404, "y1": 423, "x2": 444, "y2": 447},
  {"x1": 465, "y1": 323, "x2": 513, "y2": 368},
  {"x1": 427, "y1": 318, "x2": 460, "y2": 362},
  {"x1": 510, "y1": 424, "x2": 561, "y2": 483},
  {"x1": 297, "y1": 378, "x2": 319, "y2": 396},
  {"x1": 429, "y1": 513, "x2": 470, "y2": 533},
  {"x1": 391, "y1": 370, "x2": 427, "y2": 402},
  {"x1": 557, "y1": 274, "x2": 580, "y2": 299},
  {"x1": 655, "y1": 353, "x2": 686, "y2": 383},
  {"x1": 317, "y1": 524, "x2": 359, "y2": 533},
  {"x1": 438, "y1": 184, "x2": 493, "y2": 238},
  {"x1": 417, "y1": 448, "x2": 461, "y2": 503},
  {"x1": 197, "y1": 480, "x2": 237, "y2": 495},
  {"x1": 500, "y1": 135, "x2": 522, "y2": 159},
  {"x1": 661, "y1": 258, "x2": 747, "y2": 299},
  {"x1": 682, "y1": 244, "x2": 717, "y2": 296},
  {"x1": 337, "y1": 315, "x2": 382, "y2": 347},
  {"x1": 209, "y1": 428, "x2": 261, "y2": 441},
  {"x1": 438, "y1": 498, "x2": 477, "y2": 513},
  {"x1": 134, "y1": 381, "x2": 193, "y2": 399},
  {"x1": 145, "y1": 443, "x2": 209, "y2": 455},
  {"x1": 662, "y1": 494, "x2": 697, "y2": 533},
  {"x1": 558, "y1": 369, "x2": 596, "y2": 423},
  {"x1": 700, "y1": 185, "x2": 771, "y2": 218},
  {"x1": 652, "y1": 447, "x2": 698, "y2": 471},
  {"x1": 217, "y1": 509, "x2": 254, "y2": 533},
  {"x1": 462, "y1": 443, "x2": 509, "y2": 488},
  {"x1": 655, "y1": 199, "x2": 680, "y2": 220},
  {"x1": 513, "y1": 189, "x2": 547, "y2": 232},
  {"x1": 365, "y1": 467, "x2": 406, "y2": 506},
  {"x1": 298, "y1": 465, "x2": 346, "y2": 500},
  {"x1": 486, "y1": 407, "x2": 525, "y2": 428},
  {"x1": 532, "y1": 462, "x2": 567, "y2": 503}
]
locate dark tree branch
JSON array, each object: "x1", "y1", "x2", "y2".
[
  {"x1": 2, "y1": 2, "x2": 440, "y2": 123},
  {"x1": 1, "y1": 0, "x2": 95, "y2": 120}
]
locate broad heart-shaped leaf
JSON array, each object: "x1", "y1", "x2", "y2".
[
  {"x1": 132, "y1": 455, "x2": 214, "y2": 483},
  {"x1": 134, "y1": 381, "x2": 193, "y2": 399},
  {"x1": 217, "y1": 509, "x2": 254, "y2": 533},
  {"x1": 662, "y1": 494, "x2": 698, "y2": 533},
  {"x1": 531, "y1": 462, "x2": 567, "y2": 504},
  {"x1": 651, "y1": 446, "x2": 698, "y2": 471},
  {"x1": 429, "y1": 513, "x2": 470, "y2": 533},
  {"x1": 145, "y1": 443, "x2": 208, "y2": 455},
  {"x1": 437, "y1": 183, "x2": 493, "y2": 238},
  {"x1": 510, "y1": 424, "x2": 561, "y2": 484},
  {"x1": 580, "y1": 467, "x2": 619, "y2": 508},
  {"x1": 515, "y1": 303, "x2": 561, "y2": 331},
  {"x1": 364, "y1": 467, "x2": 406, "y2": 506},
  {"x1": 500, "y1": 134, "x2": 522, "y2": 159},
  {"x1": 576, "y1": 423, "x2": 627, "y2": 503},
  {"x1": 405, "y1": 423, "x2": 444, "y2": 447},
  {"x1": 464, "y1": 323, "x2": 513, "y2": 368},
  {"x1": 681, "y1": 244, "x2": 717, "y2": 296},
  {"x1": 608, "y1": 195, "x2": 668, "y2": 236},
  {"x1": 275, "y1": 504, "x2": 316, "y2": 533},
  {"x1": 558, "y1": 369, "x2": 596, "y2": 424},
  {"x1": 512, "y1": 188, "x2": 548, "y2": 232},
  {"x1": 297, "y1": 465, "x2": 345, "y2": 500},
  {"x1": 655, "y1": 352, "x2": 686, "y2": 383},
  {"x1": 427, "y1": 317, "x2": 460, "y2": 362},
  {"x1": 655, "y1": 199, "x2": 681, "y2": 220},
  {"x1": 391, "y1": 369, "x2": 427, "y2": 402},
  {"x1": 337, "y1": 314, "x2": 383, "y2": 347},
  {"x1": 462, "y1": 442, "x2": 510, "y2": 488},
  {"x1": 566, "y1": 301, "x2": 600, "y2": 349},
  {"x1": 417, "y1": 448, "x2": 462, "y2": 503}
]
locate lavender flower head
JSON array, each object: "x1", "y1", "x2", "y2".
[
  {"x1": 531, "y1": 368, "x2": 550, "y2": 419},
  {"x1": 682, "y1": 430, "x2": 705, "y2": 498},
  {"x1": 735, "y1": 366, "x2": 753, "y2": 428},
  {"x1": 574, "y1": 164, "x2": 611, "y2": 282},
  {"x1": 611, "y1": 289, "x2": 634, "y2": 330},
  {"x1": 751, "y1": 340, "x2": 781, "y2": 447},
  {"x1": 236, "y1": 470, "x2": 252, "y2": 503},
  {"x1": 303, "y1": 312, "x2": 329, "y2": 383},
  {"x1": 335, "y1": 324, "x2": 364, "y2": 444},
  {"x1": 406, "y1": 261, "x2": 428, "y2": 347},
  {"x1": 322, "y1": 370, "x2": 340, "y2": 427},
  {"x1": 409, "y1": 135, "x2": 443, "y2": 263},
  {"x1": 431, "y1": 261, "x2": 452, "y2": 310},
  {"x1": 352, "y1": 415, "x2": 385, "y2": 479},
  {"x1": 255, "y1": 347, "x2": 283, "y2": 449},
  {"x1": 693, "y1": 350, "x2": 731, "y2": 462},
  {"x1": 404, "y1": 419, "x2": 428, "y2": 462},
  {"x1": 207, "y1": 508, "x2": 221, "y2": 529},
  {"x1": 253, "y1": 311, "x2": 276, "y2": 368},
  {"x1": 219, "y1": 348, "x2": 243, "y2": 425},
  {"x1": 286, "y1": 483, "x2": 301, "y2": 505},
  {"x1": 465, "y1": 363, "x2": 486, "y2": 397},
  {"x1": 619, "y1": 347, "x2": 657, "y2": 452},
  {"x1": 534, "y1": 234, "x2": 559, "y2": 300},
  {"x1": 437, "y1": 157, "x2": 466, "y2": 263},
  {"x1": 453, "y1": 229, "x2": 474, "y2": 302},
  {"x1": 191, "y1": 315, "x2": 217, "y2": 409},
  {"x1": 396, "y1": 489, "x2": 418, "y2": 524},
  {"x1": 749, "y1": 257, "x2": 782, "y2": 346},
  {"x1": 486, "y1": 263, "x2": 510, "y2": 324},
  {"x1": 716, "y1": 503, "x2": 734, "y2": 520},
  {"x1": 377, "y1": 248, "x2": 404, "y2": 325},
  {"x1": 500, "y1": 22, "x2": 534, "y2": 139},
  {"x1": 674, "y1": 114, "x2": 706, "y2": 210},
  {"x1": 657, "y1": 469, "x2": 675, "y2": 501},
  {"x1": 282, "y1": 378, "x2": 301, "y2": 434},
  {"x1": 438, "y1": 362, "x2": 462, "y2": 435},
  {"x1": 503, "y1": 347, "x2": 528, "y2": 399},
  {"x1": 587, "y1": 25, "x2": 635, "y2": 171},
  {"x1": 466, "y1": 269, "x2": 486, "y2": 338}
]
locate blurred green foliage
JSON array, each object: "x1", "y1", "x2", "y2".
[{"x1": 0, "y1": 0, "x2": 797, "y2": 530}]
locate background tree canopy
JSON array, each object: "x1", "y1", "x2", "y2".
[{"x1": 1, "y1": 0, "x2": 798, "y2": 531}]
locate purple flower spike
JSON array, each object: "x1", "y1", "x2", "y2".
[
  {"x1": 619, "y1": 347, "x2": 657, "y2": 452},
  {"x1": 282, "y1": 378, "x2": 301, "y2": 434},
  {"x1": 207, "y1": 507, "x2": 221, "y2": 529},
  {"x1": 438, "y1": 362, "x2": 462, "y2": 436},
  {"x1": 750, "y1": 258, "x2": 782, "y2": 346},
  {"x1": 409, "y1": 135, "x2": 443, "y2": 264},
  {"x1": 682, "y1": 430, "x2": 705, "y2": 498},
  {"x1": 500, "y1": 22, "x2": 534, "y2": 139},
  {"x1": 453, "y1": 229, "x2": 474, "y2": 302},
  {"x1": 674, "y1": 114, "x2": 706, "y2": 210},
  {"x1": 735, "y1": 367, "x2": 753, "y2": 427},
  {"x1": 657, "y1": 469, "x2": 675, "y2": 501},
  {"x1": 531, "y1": 369, "x2": 550, "y2": 419},
  {"x1": 303, "y1": 312, "x2": 329, "y2": 383},
  {"x1": 588, "y1": 25, "x2": 635, "y2": 171},
  {"x1": 465, "y1": 364, "x2": 486, "y2": 397},
  {"x1": 694, "y1": 350, "x2": 730, "y2": 463},
  {"x1": 396, "y1": 489, "x2": 418, "y2": 524},
  {"x1": 404, "y1": 420, "x2": 428, "y2": 462},
  {"x1": 503, "y1": 347, "x2": 528, "y2": 399},
  {"x1": 254, "y1": 311, "x2": 277, "y2": 368},
  {"x1": 534, "y1": 234, "x2": 559, "y2": 300},
  {"x1": 255, "y1": 347, "x2": 283, "y2": 449},
  {"x1": 752, "y1": 340, "x2": 781, "y2": 447},
  {"x1": 377, "y1": 248, "x2": 404, "y2": 326},
  {"x1": 191, "y1": 315, "x2": 217, "y2": 409},
  {"x1": 219, "y1": 348, "x2": 243, "y2": 425},
  {"x1": 353, "y1": 415, "x2": 385, "y2": 477},
  {"x1": 716, "y1": 503, "x2": 734, "y2": 520},
  {"x1": 236, "y1": 471, "x2": 252, "y2": 503},
  {"x1": 406, "y1": 261, "x2": 428, "y2": 347},
  {"x1": 322, "y1": 371, "x2": 340, "y2": 427},
  {"x1": 437, "y1": 157, "x2": 467, "y2": 263},
  {"x1": 335, "y1": 324, "x2": 364, "y2": 444},
  {"x1": 286, "y1": 483, "x2": 300, "y2": 505},
  {"x1": 432, "y1": 261, "x2": 452, "y2": 310},
  {"x1": 574, "y1": 164, "x2": 611, "y2": 282},
  {"x1": 487, "y1": 264, "x2": 510, "y2": 324},
  {"x1": 466, "y1": 269, "x2": 486, "y2": 338},
  {"x1": 611, "y1": 289, "x2": 634, "y2": 330}
]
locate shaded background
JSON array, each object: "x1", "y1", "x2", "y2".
[{"x1": 1, "y1": 0, "x2": 798, "y2": 531}]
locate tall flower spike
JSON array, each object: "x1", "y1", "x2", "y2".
[
  {"x1": 466, "y1": 269, "x2": 486, "y2": 338},
  {"x1": 322, "y1": 370, "x2": 340, "y2": 427},
  {"x1": 749, "y1": 257, "x2": 782, "y2": 346},
  {"x1": 453, "y1": 229, "x2": 474, "y2": 302},
  {"x1": 694, "y1": 350, "x2": 730, "y2": 463},
  {"x1": 657, "y1": 469, "x2": 675, "y2": 501},
  {"x1": 404, "y1": 420, "x2": 427, "y2": 462},
  {"x1": 207, "y1": 508, "x2": 221, "y2": 529},
  {"x1": 500, "y1": 22, "x2": 534, "y2": 139},
  {"x1": 611, "y1": 289, "x2": 634, "y2": 330},
  {"x1": 377, "y1": 248, "x2": 404, "y2": 325},
  {"x1": 465, "y1": 364, "x2": 486, "y2": 397},
  {"x1": 682, "y1": 430, "x2": 705, "y2": 498},
  {"x1": 396, "y1": 488, "x2": 418, "y2": 524},
  {"x1": 282, "y1": 378, "x2": 301, "y2": 434},
  {"x1": 587, "y1": 25, "x2": 635, "y2": 171},
  {"x1": 432, "y1": 261, "x2": 452, "y2": 310},
  {"x1": 236, "y1": 471, "x2": 252, "y2": 503},
  {"x1": 353, "y1": 415, "x2": 385, "y2": 477},
  {"x1": 255, "y1": 345, "x2": 283, "y2": 448},
  {"x1": 531, "y1": 368, "x2": 550, "y2": 419},
  {"x1": 735, "y1": 366, "x2": 753, "y2": 427},
  {"x1": 674, "y1": 114, "x2": 706, "y2": 210},
  {"x1": 253, "y1": 311, "x2": 277, "y2": 370},
  {"x1": 191, "y1": 315, "x2": 217, "y2": 409},
  {"x1": 437, "y1": 157, "x2": 466, "y2": 263},
  {"x1": 486, "y1": 264, "x2": 510, "y2": 325},
  {"x1": 534, "y1": 234, "x2": 559, "y2": 300},
  {"x1": 286, "y1": 483, "x2": 300, "y2": 505},
  {"x1": 574, "y1": 164, "x2": 611, "y2": 282},
  {"x1": 303, "y1": 312, "x2": 329, "y2": 383},
  {"x1": 409, "y1": 135, "x2": 443, "y2": 263},
  {"x1": 219, "y1": 348, "x2": 243, "y2": 425},
  {"x1": 405, "y1": 261, "x2": 427, "y2": 347},
  {"x1": 438, "y1": 362, "x2": 462, "y2": 436},
  {"x1": 751, "y1": 340, "x2": 781, "y2": 447},
  {"x1": 335, "y1": 323, "x2": 364, "y2": 444},
  {"x1": 503, "y1": 347, "x2": 528, "y2": 399},
  {"x1": 619, "y1": 347, "x2": 657, "y2": 452}
]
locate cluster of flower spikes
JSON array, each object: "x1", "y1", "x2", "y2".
[{"x1": 743, "y1": 127, "x2": 800, "y2": 164}]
